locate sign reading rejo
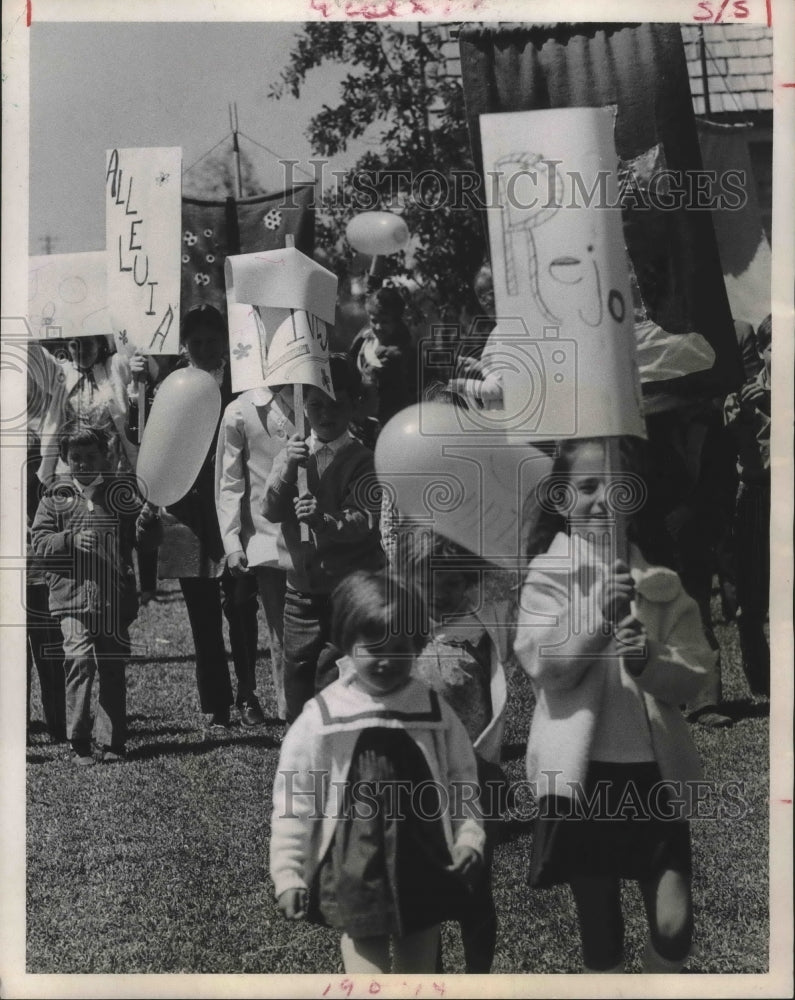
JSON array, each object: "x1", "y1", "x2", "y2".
[
  {"x1": 105, "y1": 147, "x2": 182, "y2": 355},
  {"x1": 477, "y1": 108, "x2": 645, "y2": 441}
]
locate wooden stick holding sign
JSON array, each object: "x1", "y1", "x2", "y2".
[
  {"x1": 286, "y1": 235, "x2": 310, "y2": 542},
  {"x1": 223, "y1": 238, "x2": 338, "y2": 547}
]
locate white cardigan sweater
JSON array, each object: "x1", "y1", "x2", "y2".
[
  {"x1": 514, "y1": 533, "x2": 714, "y2": 803},
  {"x1": 269, "y1": 676, "x2": 486, "y2": 899}
]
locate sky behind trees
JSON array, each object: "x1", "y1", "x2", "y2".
[{"x1": 28, "y1": 21, "x2": 366, "y2": 254}]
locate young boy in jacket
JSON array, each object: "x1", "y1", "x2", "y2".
[{"x1": 31, "y1": 420, "x2": 160, "y2": 764}]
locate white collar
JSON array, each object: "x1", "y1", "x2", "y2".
[
  {"x1": 308, "y1": 429, "x2": 351, "y2": 455},
  {"x1": 71, "y1": 474, "x2": 103, "y2": 508}
]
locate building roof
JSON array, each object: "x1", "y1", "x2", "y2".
[
  {"x1": 681, "y1": 24, "x2": 773, "y2": 115},
  {"x1": 440, "y1": 23, "x2": 773, "y2": 117}
]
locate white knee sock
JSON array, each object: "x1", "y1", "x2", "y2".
[{"x1": 642, "y1": 938, "x2": 687, "y2": 973}]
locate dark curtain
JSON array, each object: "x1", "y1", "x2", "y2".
[
  {"x1": 180, "y1": 183, "x2": 315, "y2": 316},
  {"x1": 459, "y1": 22, "x2": 743, "y2": 399}
]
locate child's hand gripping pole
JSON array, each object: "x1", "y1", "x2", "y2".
[
  {"x1": 283, "y1": 235, "x2": 311, "y2": 544},
  {"x1": 129, "y1": 350, "x2": 150, "y2": 445},
  {"x1": 292, "y1": 380, "x2": 310, "y2": 545}
]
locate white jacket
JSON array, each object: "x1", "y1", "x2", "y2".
[
  {"x1": 514, "y1": 534, "x2": 713, "y2": 802},
  {"x1": 269, "y1": 676, "x2": 486, "y2": 899}
]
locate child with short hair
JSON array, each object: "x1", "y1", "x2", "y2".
[
  {"x1": 270, "y1": 569, "x2": 485, "y2": 974},
  {"x1": 349, "y1": 285, "x2": 417, "y2": 444},
  {"x1": 515, "y1": 436, "x2": 715, "y2": 973},
  {"x1": 31, "y1": 420, "x2": 160, "y2": 764},
  {"x1": 262, "y1": 354, "x2": 385, "y2": 722}
]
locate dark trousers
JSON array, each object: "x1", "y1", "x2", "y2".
[
  {"x1": 179, "y1": 569, "x2": 260, "y2": 716},
  {"x1": 677, "y1": 524, "x2": 722, "y2": 713},
  {"x1": 282, "y1": 587, "x2": 332, "y2": 724},
  {"x1": 26, "y1": 581, "x2": 66, "y2": 740},
  {"x1": 734, "y1": 479, "x2": 770, "y2": 695}
]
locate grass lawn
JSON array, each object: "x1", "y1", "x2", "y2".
[{"x1": 26, "y1": 575, "x2": 770, "y2": 976}]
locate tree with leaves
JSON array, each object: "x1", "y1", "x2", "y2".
[{"x1": 270, "y1": 22, "x2": 486, "y2": 319}]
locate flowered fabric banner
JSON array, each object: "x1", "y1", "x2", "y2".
[{"x1": 180, "y1": 184, "x2": 315, "y2": 316}]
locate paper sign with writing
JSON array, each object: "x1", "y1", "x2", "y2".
[
  {"x1": 105, "y1": 147, "x2": 182, "y2": 355},
  {"x1": 28, "y1": 252, "x2": 111, "y2": 340},
  {"x1": 225, "y1": 248, "x2": 337, "y2": 394},
  {"x1": 479, "y1": 108, "x2": 645, "y2": 440}
]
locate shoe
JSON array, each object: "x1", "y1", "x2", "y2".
[
  {"x1": 239, "y1": 698, "x2": 265, "y2": 728},
  {"x1": 70, "y1": 742, "x2": 95, "y2": 766},
  {"x1": 98, "y1": 745, "x2": 126, "y2": 763},
  {"x1": 139, "y1": 590, "x2": 157, "y2": 606},
  {"x1": 208, "y1": 710, "x2": 231, "y2": 731},
  {"x1": 691, "y1": 709, "x2": 733, "y2": 729}
]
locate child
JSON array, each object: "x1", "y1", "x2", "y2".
[
  {"x1": 400, "y1": 527, "x2": 511, "y2": 973},
  {"x1": 30, "y1": 420, "x2": 160, "y2": 764},
  {"x1": 514, "y1": 437, "x2": 715, "y2": 974},
  {"x1": 270, "y1": 569, "x2": 485, "y2": 974},
  {"x1": 153, "y1": 305, "x2": 262, "y2": 729},
  {"x1": 215, "y1": 383, "x2": 297, "y2": 721},
  {"x1": 349, "y1": 285, "x2": 417, "y2": 444},
  {"x1": 262, "y1": 354, "x2": 385, "y2": 723},
  {"x1": 724, "y1": 314, "x2": 771, "y2": 697}
]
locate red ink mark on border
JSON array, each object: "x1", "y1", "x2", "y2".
[
  {"x1": 26, "y1": 0, "x2": 31, "y2": 26},
  {"x1": 311, "y1": 0, "x2": 331, "y2": 16},
  {"x1": 766, "y1": 0, "x2": 772, "y2": 26},
  {"x1": 779, "y1": 798, "x2": 793, "y2": 803},
  {"x1": 781, "y1": 83, "x2": 795, "y2": 88},
  {"x1": 713, "y1": 0, "x2": 731, "y2": 22}
]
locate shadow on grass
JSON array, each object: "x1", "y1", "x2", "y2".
[
  {"x1": 127, "y1": 649, "x2": 273, "y2": 665},
  {"x1": 128, "y1": 733, "x2": 280, "y2": 761},
  {"x1": 721, "y1": 698, "x2": 770, "y2": 722}
]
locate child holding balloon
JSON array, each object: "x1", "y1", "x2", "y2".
[
  {"x1": 151, "y1": 305, "x2": 263, "y2": 730},
  {"x1": 514, "y1": 436, "x2": 715, "y2": 974},
  {"x1": 270, "y1": 568, "x2": 485, "y2": 973},
  {"x1": 262, "y1": 354, "x2": 385, "y2": 723}
]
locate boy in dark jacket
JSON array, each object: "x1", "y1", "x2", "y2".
[
  {"x1": 31, "y1": 420, "x2": 160, "y2": 764},
  {"x1": 263, "y1": 355, "x2": 384, "y2": 722}
]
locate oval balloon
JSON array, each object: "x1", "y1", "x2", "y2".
[
  {"x1": 136, "y1": 367, "x2": 221, "y2": 507},
  {"x1": 345, "y1": 212, "x2": 410, "y2": 257},
  {"x1": 374, "y1": 403, "x2": 554, "y2": 565}
]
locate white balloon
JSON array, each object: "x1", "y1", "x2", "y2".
[
  {"x1": 345, "y1": 212, "x2": 410, "y2": 256},
  {"x1": 136, "y1": 367, "x2": 221, "y2": 507},
  {"x1": 375, "y1": 403, "x2": 553, "y2": 565}
]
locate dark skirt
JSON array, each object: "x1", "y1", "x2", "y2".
[
  {"x1": 528, "y1": 761, "x2": 692, "y2": 889},
  {"x1": 308, "y1": 727, "x2": 470, "y2": 938}
]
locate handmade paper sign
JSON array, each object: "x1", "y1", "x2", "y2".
[
  {"x1": 478, "y1": 108, "x2": 645, "y2": 440},
  {"x1": 105, "y1": 147, "x2": 182, "y2": 355},
  {"x1": 224, "y1": 247, "x2": 337, "y2": 394},
  {"x1": 28, "y1": 252, "x2": 111, "y2": 341}
]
